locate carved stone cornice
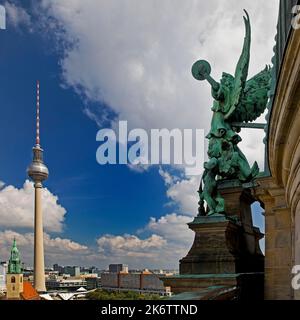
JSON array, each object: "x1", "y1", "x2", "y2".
[{"x1": 268, "y1": 28, "x2": 300, "y2": 214}]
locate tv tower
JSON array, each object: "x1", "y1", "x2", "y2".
[{"x1": 27, "y1": 81, "x2": 49, "y2": 292}]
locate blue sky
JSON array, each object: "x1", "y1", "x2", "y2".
[
  {"x1": 0, "y1": 2, "x2": 170, "y2": 257},
  {"x1": 0, "y1": 0, "x2": 278, "y2": 269}
]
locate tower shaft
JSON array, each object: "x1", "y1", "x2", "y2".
[
  {"x1": 33, "y1": 182, "x2": 46, "y2": 292},
  {"x1": 27, "y1": 81, "x2": 49, "y2": 293}
]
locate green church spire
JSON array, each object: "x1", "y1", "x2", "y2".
[{"x1": 8, "y1": 238, "x2": 22, "y2": 274}]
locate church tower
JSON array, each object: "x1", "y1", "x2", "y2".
[{"x1": 6, "y1": 239, "x2": 23, "y2": 299}]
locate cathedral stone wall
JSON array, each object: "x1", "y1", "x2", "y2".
[{"x1": 256, "y1": 26, "x2": 300, "y2": 300}]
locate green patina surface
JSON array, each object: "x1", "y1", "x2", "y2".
[
  {"x1": 8, "y1": 238, "x2": 22, "y2": 274},
  {"x1": 193, "y1": 10, "x2": 271, "y2": 216},
  {"x1": 189, "y1": 213, "x2": 227, "y2": 225},
  {"x1": 165, "y1": 274, "x2": 239, "y2": 279},
  {"x1": 168, "y1": 286, "x2": 227, "y2": 300}
]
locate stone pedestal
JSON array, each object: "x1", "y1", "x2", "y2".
[
  {"x1": 180, "y1": 215, "x2": 240, "y2": 274},
  {"x1": 180, "y1": 183, "x2": 264, "y2": 275},
  {"x1": 164, "y1": 182, "x2": 264, "y2": 299}
]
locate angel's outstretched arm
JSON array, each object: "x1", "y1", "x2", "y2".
[{"x1": 191, "y1": 60, "x2": 221, "y2": 97}]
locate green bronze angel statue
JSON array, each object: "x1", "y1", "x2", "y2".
[{"x1": 192, "y1": 10, "x2": 271, "y2": 216}]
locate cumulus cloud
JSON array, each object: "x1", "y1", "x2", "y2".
[
  {"x1": 93, "y1": 233, "x2": 170, "y2": 267},
  {"x1": 142, "y1": 213, "x2": 194, "y2": 245},
  {"x1": 0, "y1": 180, "x2": 66, "y2": 232},
  {"x1": 166, "y1": 177, "x2": 199, "y2": 215},
  {"x1": 95, "y1": 233, "x2": 179, "y2": 268},
  {"x1": 44, "y1": 234, "x2": 88, "y2": 252},
  {"x1": 0, "y1": 230, "x2": 87, "y2": 252},
  {"x1": 159, "y1": 167, "x2": 199, "y2": 216},
  {"x1": 95, "y1": 166, "x2": 200, "y2": 268},
  {"x1": 38, "y1": 0, "x2": 277, "y2": 125},
  {"x1": 0, "y1": 1, "x2": 275, "y2": 269},
  {"x1": 92, "y1": 168, "x2": 201, "y2": 268},
  {"x1": 5, "y1": 1, "x2": 31, "y2": 29},
  {"x1": 97, "y1": 234, "x2": 166, "y2": 257},
  {"x1": 33, "y1": 0, "x2": 278, "y2": 178},
  {"x1": 126, "y1": 163, "x2": 151, "y2": 173},
  {"x1": 34, "y1": 1, "x2": 278, "y2": 172},
  {"x1": 95, "y1": 212, "x2": 195, "y2": 269},
  {"x1": 240, "y1": 128, "x2": 266, "y2": 169},
  {"x1": 0, "y1": 230, "x2": 88, "y2": 266},
  {"x1": 158, "y1": 167, "x2": 176, "y2": 186}
]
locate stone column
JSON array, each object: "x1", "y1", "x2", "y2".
[{"x1": 255, "y1": 182, "x2": 293, "y2": 300}]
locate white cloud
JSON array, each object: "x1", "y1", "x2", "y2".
[
  {"x1": 97, "y1": 234, "x2": 166, "y2": 256},
  {"x1": 5, "y1": 1, "x2": 31, "y2": 29},
  {"x1": 158, "y1": 167, "x2": 176, "y2": 186},
  {"x1": 38, "y1": 1, "x2": 277, "y2": 129},
  {"x1": 239, "y1": 128, "x2": 266, "y2": 169},
  {"x1": 0, "y1": 230, "x2": 88, "y2": 267},
  {"x1": 0, "y1": 180, "x2": 66, "y2": 232},
  {"x1": 90, "y1": 169, "x2": 199, "y2": 268},
  {"x1": 167, "y1": 177, "x2": 199, "y2": 215},
  {"x1": 142, "y1": 213, "x2": 194, "y2": 245},
  {"x1": 0, "y1": 172, "x2": 197, "y2": 268},
  {"x1": 3, "y1": 1, "x2": 276, "y2": 269},
  {"x1": 94, "y1": 233, "x2": 169, "y2": 267},
  {"x1": 44, "y1": 233, "x2": 88, "y2": 252},
  {"x1": 126, "y1": 163, "x2": 151, "y2": 173},
  {"x1": 95, "y1": 212, "x2": 195, "y2": 269},
  {"x1": 0, "y1": 230, "x2": 87, "y2": 252},
  {"x1": 36, "y1": 0, "x2": 278, "y2": 176},
  {"x1": 159, "y1": 167, "x2": 199, "y2": 216}
]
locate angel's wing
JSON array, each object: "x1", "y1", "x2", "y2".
[
  {"x1": 224, "y1": 10, "x2": 251, "y2": 119},
  {"x1": 227, "y1": 66, "x2": 272, "y2": 123}
]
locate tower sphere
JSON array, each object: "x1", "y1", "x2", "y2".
[{"x1": 27, "y1": 152, "x2": 49, "y2": 182}]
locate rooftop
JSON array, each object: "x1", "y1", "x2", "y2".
[{"x1": 20, "y1": 281, "x2": 40, "y2": 300}]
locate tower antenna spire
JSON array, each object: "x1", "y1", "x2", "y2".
[{"x1": 36, "y1": 80, "x2": 40, "y2": 146}]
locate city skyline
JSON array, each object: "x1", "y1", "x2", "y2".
[{"x1": 0, "y1": 0, "x2": 279, "y2": 269}]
